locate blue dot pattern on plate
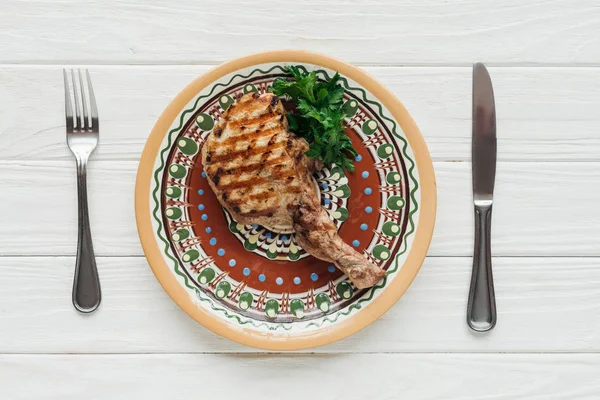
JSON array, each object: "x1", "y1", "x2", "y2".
[
  {"x1": 217, "y1": 248, "x2": 225, "y2": 256},
  {"x1": 328, "y1": 265, "x2": 336, "y2": 273},
  {"x1": 252, "y1": 224, "x2": 258, "y2": 229},
  {"x1": 360, "y1": 223, "x2": 368, "y2": 231},
  {"x1": 276, "y1": 277, "x2": 283, "y2": 285},
  {"x1": 229, "y1": 259, "x2": 236, "y2": 267},
  {"x1": 311, "y1": 273, "x2": 318, "y2": 281},
  {"x1": 265, "y1": 232, "x2": 272, "y2": 239},
  {"x1": 281, "y1": 235, "x2": 288, "y2": 242},
  {"x1": 321, "y1": 183, "x2": 329, "y2": 190},
  {"x1": 201, "y1": 171, "x2": 206, "y2": 178},
  {"x1": 201, "y1": 214, "x2": 208, "y2": 220},
  {"x1": 243, "y1": 268, "x2": 250, "y2": 276},
  {"x1": 205, "y1": 227, "x2": 212, "y2": 234},
  {"x1": 364, "y1": 187, "x2": 372, "y2": 195},
  {"x1": 293, "y1": 277, "x2": 301, "y2": 284},
  {"x1": 198, "y1": 189, "x2": 204, "y2": 195},
  {"x1": 258, "y1": 274, "x2": 266, "y2": 282},
  {"x1": 198, "y1": 204, "x2": 205, "y2": 210},
  {"x1": 352, "y1": 240, "x2": 360, "y2": 247},
  {"x1": 323, "y1": 198, "x2": 331, "y2": 205},
  {"x1": 355, "y1": 155, "x2": 362, "y2": 162},
  {"x1": 209, "y1": 238, "x2": 217, "y2": 246},
  {"x1": 365, "y1": 206, "x2": 373, "y2": 213},
  {"x1": 361, "y1": 171, "x2": 369, "y2": 178}
]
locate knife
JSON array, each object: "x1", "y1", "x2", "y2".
[{"x1": 467, "y1": 63, "x2": 497, "y2": 332}]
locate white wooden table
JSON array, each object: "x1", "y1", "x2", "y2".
[{"x1": 1, "y1": 1, "x2": 600, "y2": 398}]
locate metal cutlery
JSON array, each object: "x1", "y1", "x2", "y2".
[
  {"x1": 63, "y1": 69, "x2": 101, "y2": 313},
  {"x1": 467, "y1": 63, "x2": 497, "y2": 332}
]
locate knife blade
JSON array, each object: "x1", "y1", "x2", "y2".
[
  {"x1": 472, "y1": 63, "x2": 497, "y2": 201},
  {"x1": 467, "y1": 62, "x2": 497, "y2": 332}
]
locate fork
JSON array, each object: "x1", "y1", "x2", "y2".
[{"x1": 63, "y1": 69, "x2": 101, "y2": 313}]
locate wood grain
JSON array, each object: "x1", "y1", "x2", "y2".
[
  {"x1": 1, "y1": 66, "x2": 600, "y2": 162},
  {"x1": 0, "y1": 160, "x2": 597, "y2": 257},
  {"x1": 2, "y1": 0, "x2": 600, "y2": 395},
  {"x1": 1, "y1": 0, "x2": 599, "y2": 65},
  {"x1": 1, "y1": 353, "x2": 599, "y2": 399},
  {"x1": 2, "y1": 256, "x2": 600, "y2": 353}
]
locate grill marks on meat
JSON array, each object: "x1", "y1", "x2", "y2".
[
  {"x1": 203, "y1": 93, "x2": 305, "y2": 219},
  {"x1": 201, "y1": 92, "x2": 385, "y2": 289}
]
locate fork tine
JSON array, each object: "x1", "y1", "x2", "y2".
[
  {"x1": 71, "y1": 69, "x2": 82, "y2": 130},
  {"x1": 63, "y1": 69, "x2": 74, "y2": 132},
  {"x1": 78, "y1": 69, "x2": 90, "y2": 130},
  {"x1": 85, "y1": 70, "x2": 99, "y2": 130}
]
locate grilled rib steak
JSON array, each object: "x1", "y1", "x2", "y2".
[{"x1": 201, "y1": 92, "x2": 385, "y2": 289}]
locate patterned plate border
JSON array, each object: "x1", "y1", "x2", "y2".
[
  {"x1": 151, "y1": 64, "x2": 418, "y2": 331},
  {"x1": 135, "y1": 50, "x2": 436, "y2": 350}
]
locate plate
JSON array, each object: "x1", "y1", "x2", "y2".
[{"x1": 135, "y1": 50, "x2": 436, "y2": 350}]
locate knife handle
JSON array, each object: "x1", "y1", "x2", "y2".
[{"x1": 467, "y1": 204, "x2": 497, "y2": 332}]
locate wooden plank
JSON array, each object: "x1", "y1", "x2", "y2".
[
  {"x1": 2, "y1": 256, "x2": 600, "y2": 353},
  {"x1": 0, "y1": 160, "x2": 597, "y2": 257},
  {"x1": 1, "y1": 0, "x2": 599, "y2": 65},
  {"x1": 1, "y1": 353, "x2": 599, "y2": 399},
  {"x1": 1, "y1": 66, "x2": 599, "y2": 162}
]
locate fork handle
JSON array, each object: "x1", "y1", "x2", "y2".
[
  {"x1": 467, "y1": 204, "x2": 496, "y2": 331},
  {"x1": 72, "y1": 156, "x2": 101, "y2": 313}
]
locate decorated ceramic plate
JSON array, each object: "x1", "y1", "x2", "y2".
[{"x1": 135, "y1": 50, "x2": 436, "y2": 350}]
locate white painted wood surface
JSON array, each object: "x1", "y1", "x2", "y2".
[
  {"x1": 1, "y1": 0, "x2": 599, "y2": 398},
  {"x1": 1, "y1": 0, "x2": 599, "y2": 65},
  {"x1": 2, "y1": 256, "x2": 600, "y2": 354},
  {"x1": 2, "y1": 66, "x2": 600, "y2": 162},
  {"x1": 2, "y1": 354, "x2": 600, "y2": 400},
  {"x1": 1, "y1": 160, "x2": 598, "y2": 257}
]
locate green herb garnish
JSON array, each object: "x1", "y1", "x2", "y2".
[{"x1": 271, "y1": 66, "x2": 358, "y2": 172}]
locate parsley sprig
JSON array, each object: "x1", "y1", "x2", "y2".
[{"x1": 271, "y1": 66, "x2": 357, "y2": 172}]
